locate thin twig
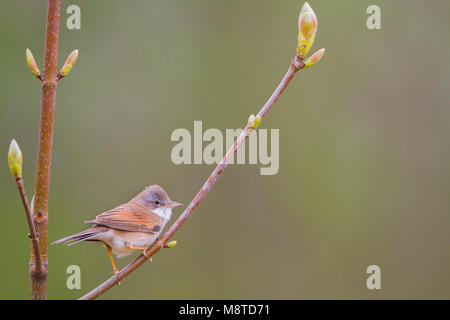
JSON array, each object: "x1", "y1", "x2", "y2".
[
  {"x1": 15, "y1": 177, "x2": 42, "y2": 273},
  {"x1": 31, "y1": 0, "x2": 61, "y2": 300},
  {"x1": 79, "y1": 53, "x2": 305, "y2": 300}
]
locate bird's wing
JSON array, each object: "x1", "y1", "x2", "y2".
[{"x1": 85, "y1": 202, "x2": 163, "y2": 233}]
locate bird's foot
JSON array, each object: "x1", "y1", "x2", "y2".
[
  {"x1": 142, "y1": 249, "x2": 153, "y2": 262},
  {"x1": 113, "y1": 268, "x2": 124, "y2": 285}
]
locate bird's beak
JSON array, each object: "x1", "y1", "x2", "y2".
[{"x1": 167, "y1": 201, "x2": 183, "y2": 208}]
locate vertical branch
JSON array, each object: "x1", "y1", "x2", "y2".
[{"x1": 31, "y1": 0, "x2": 61, "y2": 300}]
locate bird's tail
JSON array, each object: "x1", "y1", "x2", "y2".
[{"x1": 51, "y1": 228, "x2": 106, "y2": 246}]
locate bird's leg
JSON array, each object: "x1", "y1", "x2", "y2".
[
  {"x1": 126, "y1": 243, "x2": 152, "y2": 261},
  {"x1": 106, "y1": 245, "x2": 123, "y2": 285},
  {"x1": 106, "y1": 245, "x2": 119, "y2": 275}
]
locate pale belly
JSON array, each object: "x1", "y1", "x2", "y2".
[{"x1": 99, "y1": 229, "x2": 159, "y2": 258}]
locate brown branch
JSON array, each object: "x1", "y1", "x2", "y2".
[
  {"x1": 79, "y1": 53, "x2": 305, "y2": 300},
  {"x1": 15, "y1": 177, "x2": 42, "y2": 273},
  {"x1": 31, "y1": 0, "x2": 61, "y2": 300}
]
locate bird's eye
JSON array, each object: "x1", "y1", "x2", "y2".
[{"x1": 154, "y1": 200, "x2": 160, "y2": 206}]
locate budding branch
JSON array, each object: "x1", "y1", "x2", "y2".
[
  {"x1": 14, "y1": 177, "x2": 42, "y2": 274},
  {"x1": 30, "y1": 0, "x2": 61, "y2": 300},
  {"x1": 79, "y1": 53, "x2": 305, "y2": 300}
]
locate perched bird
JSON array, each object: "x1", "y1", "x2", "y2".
[{"x1": 52, "y1": 185, "x2": 182, "y2": 275}]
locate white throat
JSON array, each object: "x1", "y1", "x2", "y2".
[{"x1": 154, "y1": 207, "x2": 173, "y2": 222}]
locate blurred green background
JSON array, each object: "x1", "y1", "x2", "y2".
[{"x1": 0, "y1": 0, "x2": 449, "y2": 299}]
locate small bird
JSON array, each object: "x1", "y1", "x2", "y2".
[{"x1": 52, "y1": 185, "x2": 182, "y2": 275}]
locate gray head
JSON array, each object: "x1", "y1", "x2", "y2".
[{"x1": 132, "y1": 185, "x2": 182, "y2": 212}]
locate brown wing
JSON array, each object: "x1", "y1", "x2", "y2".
[{"x1": 85, "y1": 202, "x2": 163, "y2": 233}]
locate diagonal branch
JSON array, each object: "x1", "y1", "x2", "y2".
[
  {"x1": 15, "y1": 177, "x2": 42, "y2": 273},
  {"x1": 79, "y1": 53, "x2": 306, "y2": 300},
  {"x1": 8, "y1": 139, "x2": 43, "y2": 275}
]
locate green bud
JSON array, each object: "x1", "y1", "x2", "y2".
[
  {"x1": 167, "y1": 240, "x2": 177, "y2": 248},
  {"x1": 297, "y1": 2, "x2": 318, "y2": 56},
  {"x1": 59, "y1": 50, "x2": 79, "y2": 77},
  {"x1": 26, "y1": 49, "x2": 41, "y2": 77},
  {"x1": 248, "y1": 114, "x2": 262, "y2": 130},
  {"x1": 8, "y1": 139, "x2": 23, "y2": 178},
  {"x1": 303, "y1": 48, "x2": 325, "y2": 69}
]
